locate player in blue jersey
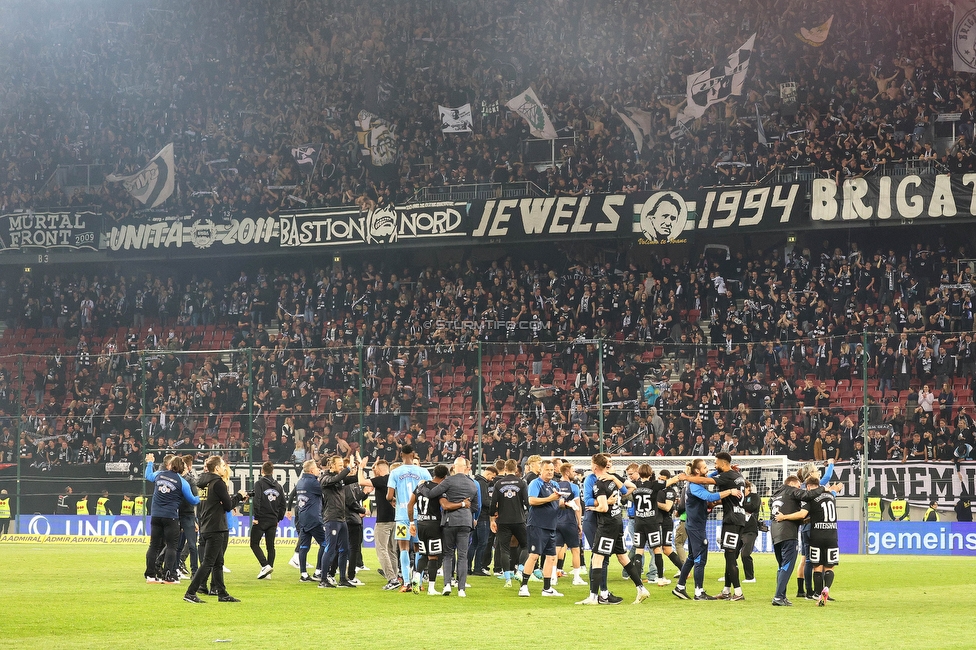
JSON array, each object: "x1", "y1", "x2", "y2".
[{"x1": 386, "y1": 445, "x2": 432, "y2": 593}]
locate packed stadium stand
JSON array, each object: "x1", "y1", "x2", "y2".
[{"x1": 1, "y1": 0, "x2": 976, "y2": 479}]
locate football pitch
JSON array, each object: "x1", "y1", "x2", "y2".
[{"x1": 0, "y1": 544, "x2": 971, "y2": 650}]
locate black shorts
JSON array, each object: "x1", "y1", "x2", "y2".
[
  {"x1": 554, "y1": 521, "x2": 580, "y2": 549},
  {"x1": 527, "y1": 525, "x2": 557, "y2": 557},
  {"x1": 659, "y1": 517, "x2": 675, "y2": 546},
  {"x1": 633, "y1": 519, "x2": 662, "y2": 549},
  {"x1": 807, "y1": 544, "x2": 839, "y2": 567},
  {"x1": 593, "y1": 521, "x2": 625, "y2": 557},
  {"x1": 417, "y1": 523, "x2": 443, "y2": 557},
  {"x1": 720, "y1": 524, "x2": 744, "y2": 552}
]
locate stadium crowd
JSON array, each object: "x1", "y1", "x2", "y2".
[
  {"x1": 4, "y1": 232, "x2": 976, "y2": 472},
  {"x1": 0, "y1": 0, "x2": 968, "y2": 216}
]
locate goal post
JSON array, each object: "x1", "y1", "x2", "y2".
[{"x1": 558, "y1": 455, "x2": 806, "y2": 553}]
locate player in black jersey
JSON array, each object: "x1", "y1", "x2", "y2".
[
  {"x1": 776, "y1": 477, "x2": 841, "y2": 606},
  {"x1": 489, "y1": 459, "x2": 529, "y2": 588},
  {"x1": 408, "y1": 465, "x2": 449, "y2": 596},
  {"x1": 631, "y1": 464, "x2": 685, "y2": 588},
  {"x1": 709, "y1": 452, "x2": 747, "y2": 601},
  {"x1": 577, "y1": 454, "x2": 651, "y2": 606},
  {"x1": 656, "y1": 470, "x2": 685, "y2": 582}
]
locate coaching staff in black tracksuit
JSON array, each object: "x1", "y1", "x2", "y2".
[
  {"x1": 251, "y1": 461, "x2": 286, "y2": 579},
  {"x1": 184, "y1": 456, "x2": 247, "y2": 603}
]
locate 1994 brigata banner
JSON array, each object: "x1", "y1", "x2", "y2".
[
  {"x1": 631, "y1": 184, "x2": 802, "y2": 243},
  {"x1": 279, "y1": 202, "x2": 466, "y2": 247},
  {"x1": 0, "y1": 211, "x2": 100, "y2": 251},
  {"x1": 811, "y1": 174, "x2": 976, "y2": 222}
]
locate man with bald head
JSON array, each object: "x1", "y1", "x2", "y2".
[{"x1": 427, "y1": 457, "x2": 481, "y2": 597}]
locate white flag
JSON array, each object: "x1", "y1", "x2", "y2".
[
  {"x1": 106, "y1": 143, "x2": 175, "y2": 208},
  {"x1": 613, "y1": 107, "x2": 653, "y2": 154},
  {"x1": 438, "y1": 104, "x2": 473, "y2": 132},
  {"x1": 796, "y1": 15, "x2": 834, "y2": 47},
  {"x1": 506, "y1": 86, "x2": 557, "y2": 139},
  {"x1": 953, "y1": 1, "x2": 976, "y2": 73},
  {"x1": 682, "y1": 33, "x2": 756, "y2": 120}
]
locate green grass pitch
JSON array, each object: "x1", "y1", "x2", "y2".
[{"x1": 0, "y1": 544, "x2": 971, "y2": 649}]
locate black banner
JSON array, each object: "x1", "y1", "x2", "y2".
[
  {"x1": 105, "y1": 215, "x2": 279, "y2": 252},
  {"x1": 811, "y1": 175, "x2": 976, "y2": 223},
  {"x1": 278, "y1": 202, "x2": 466, "y2": 247},
  {"x1": 630, "y1": 184, "x2": 802, "y2": 244},
  {"x1": 469, "y1": 195, "x2": 628, "y2": 239},
  {"x1": 0, "y1": 211, "x2": 100, "y2": 252}
]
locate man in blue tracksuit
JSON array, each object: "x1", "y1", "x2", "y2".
[
  {"x1": 295, "y1": 459, "x2": 326, "y2": 582},
  {"x1": 671, "y1": 458, "x2": 741, "y2": 601},
  {"x1": 144, "y1": 453, "x2": 200, "y2": 583}
]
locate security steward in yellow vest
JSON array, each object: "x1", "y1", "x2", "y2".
[
  {"x1": 922, "y1": 501, "x2": 940, "y2": 522},
  {"x1": 888, "y1": 498, "x2": 909, "y2": 521},
  {"x1": 0, "y1": 489, "x2": 11, "y2": 534},
  {"x1": 96, "y1": 491, "x2": 112, "y2": 516},
  {"x1": 134, "y1": 495, "x2": 146, "y2": 515},
  {"x1": 120, "y1": 495, "x2": 134, "y2": 515},
  {"x1": 76, "y1": 495, "x2": 90, "y2": 515},
  {"x1": 759, "y1": 496, "x2": 771, "y2": 522},
  {"x1": 867, "y1": 496, "x2": 883, "y2": 522}
]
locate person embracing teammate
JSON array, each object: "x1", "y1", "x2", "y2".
[
  {"x1": 671, "y1": 458, "x2": 740, "y2": 601},
  {"x1": 144, "y1": 453, "x2": 199, "y2": 585},
  {"x1": 631, "y1": 465, "x2": 685, "y2": 589},
  {"x1": 769, "y1": 474, "x2": 842, "y2": 606},
  {"x1": 408, "y1": 464, "x2": 449, "y2": 595},
  {"x1": 427, "y1": 457, "x2": 480, "y2": 597},
  {"x1": 387, "y1": 446, "x2": 432, "y2": 593},
  {"x1": 710, "y1": 452, "x2": 747, "y2": 601},
  {"x1": 776, "y1": 477, "x2": 842, "y2": 606},
  {"x1": 577, "y1": 453, "x2": 650, "y2": 606},
  {"x1": 554, "y1": 463, "x2": 586, "y2": 586}
]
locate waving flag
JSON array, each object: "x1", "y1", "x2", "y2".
[
  {"x1": 506, "y1": 86, "x2": 557, "y2": 139},
  {"x1": 106, "y1": 143, "x2": 175, "y2": 208}
]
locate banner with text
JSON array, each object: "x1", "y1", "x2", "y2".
[
  {"x1": 105, "y1": 215, "x2": 279, "y2": 252},
  {"x1": 0, "y1": 211, "x2": 100, "y2": 252},
  {"x1": 866, "y1": 522, "x2": 976, "y2": 556},
  {"x1": 630, "y1": 184, "x2": 803, "y2": 243},
  {"x1": 828, "y1": 461, "x2": 976, "y2": 508},
  {"x1": 279, "y1": 202, "x2": 466, "y2": 248},
  {"x1": 811, "y1": 175, "x2": 976, "y2": 223},
  {"x1": 13, "y1": 514, "x2": 378, "y2": 547},
  {"x1": 470, "y1": 195, "x2": 629, "y2": 240}
]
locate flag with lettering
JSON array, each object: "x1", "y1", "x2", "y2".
[{"x1": 953, "y1": 1, "x2": 976, "y2": 73}]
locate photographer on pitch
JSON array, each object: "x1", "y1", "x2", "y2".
[
  {"x1": 251, "y1": 461, "x2": 286, "y2": 580},
  {"x1": 184, "y1": 455, "x2": 248, "y2": 603}
]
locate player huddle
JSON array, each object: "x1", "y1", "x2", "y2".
[{"x1": 142, "y1": 446, "x2": 842, "y2": 607}]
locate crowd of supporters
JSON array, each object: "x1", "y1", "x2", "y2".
[
  {"x1": 4, "y1": 231, "x2": 976, "y2": 472},
  {"x1": 0, "y1": 0, "x2": 969, "y2": 216}
]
